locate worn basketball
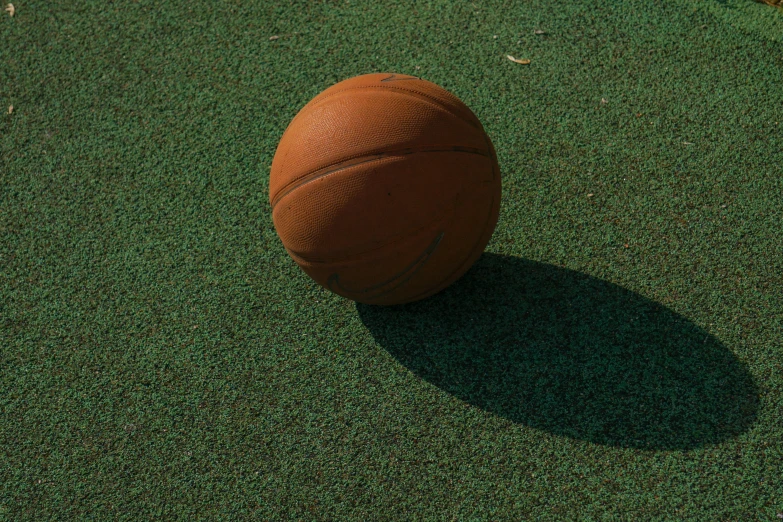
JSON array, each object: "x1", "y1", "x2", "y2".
[{"x1": 269, "y1": 73, "x2": 501, "y2": 305}]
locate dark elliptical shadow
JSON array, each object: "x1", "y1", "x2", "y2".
[{"x1": 357, "y1": 253, "x2": 759, "y2": 450}]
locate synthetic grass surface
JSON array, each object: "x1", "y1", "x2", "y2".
[{"x1": 2, "y1": 0, "x2": 782, "y2": 518}]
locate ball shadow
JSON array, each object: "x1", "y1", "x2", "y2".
[{"x1": 357, "y1": 253, "x2": 759, "y2": 450}]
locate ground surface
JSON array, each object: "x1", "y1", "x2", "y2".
[{"x1": 2, "y1": 0, "x2": 782, "y2": 519}]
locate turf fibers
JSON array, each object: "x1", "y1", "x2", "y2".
[{"x1": 1, "y1": 0, "x2": 782, "y2": 519}]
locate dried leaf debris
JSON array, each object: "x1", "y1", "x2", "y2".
[{"x1": 507, "y1": 55, "x2": 531, "y2": 65}]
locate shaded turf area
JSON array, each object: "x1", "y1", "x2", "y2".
[{"x1": 2, "y1": 0, "x2": 782, "y2": 518}]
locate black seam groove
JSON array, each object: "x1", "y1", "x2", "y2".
[
  {"x1": 396, "y1": 192, "x2": 497, "y2": 304},
  {"x1": 291, "y1": 84, "x2": 483, "y2": 132},
  {"x1": 270, "y1": 146, "x2": 490, "y2": 210},
  {"x1": 327, "y1": 231, "x2": 445, "y2": 302},
  {"x1": 380, "y1": 74, "x2": 421, "y2": 82},
  {"x1": 285, "y1": 196, "x2": 458, "y2": 264}
]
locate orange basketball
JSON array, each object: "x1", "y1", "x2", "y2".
[{"x1": 269, "y1": 73, "x2": 501, "y2": 305}]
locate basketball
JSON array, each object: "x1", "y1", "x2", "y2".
[{"x1": 269, "y1": 73, "x2": 501, "y2": 305}]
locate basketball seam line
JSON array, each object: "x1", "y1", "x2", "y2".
[
  {"x1": 392, "y1": 192, "x2": 498, "y2": 304},
  {"x1": 270, "y1": 145, "x2": 490, "y2": 210},
  {"x1": 480, "y1": 123, "x2": 499, "y2": 182},
  {"x1": 322, "y1": 189, "x2": 496, "y2": 305},
  {"x1": 289, "y1": 84, "x2": 483, "y2": 132},
  {"x1": 327, "y1": 231, "x2": 445, "y2": 300},
  {"x1": 282, "y1": 174, "x2": 494, "y2": 266},
  {"x1": 379, "y1": 74, "x2": 420, "y2": 82},
  {"x1": 283, "y1": 194, "x2": 459, "y2": 264}
]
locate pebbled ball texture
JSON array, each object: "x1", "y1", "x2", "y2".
[{"x1": 269, "y1": 73, "x2": 501, "y2": 305}]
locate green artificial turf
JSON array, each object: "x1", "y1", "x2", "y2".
[{"x1": 2, "y1": 0, "x2": 782, "y2": 519}]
